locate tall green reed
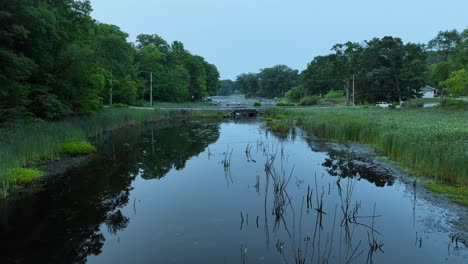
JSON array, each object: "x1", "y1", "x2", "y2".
[{"x1": 265, "y1": 107, "x2": 468, "y2": 186}]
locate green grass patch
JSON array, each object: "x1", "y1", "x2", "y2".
[
  {"x1": 324, "y1": 90, "x2": 344, "y2": 99},
  {"x1": 5, "y1": 168, "x2": 43, "y2": 186},
  {"x1": 299, "y1": 96, "x2": 320, "y2": 106},
  {"x1": 439, "y1": 99, "x2": 468, "y2": 110},
  {"x1": 426, "y1": 182, "x2": 468, "y2": 206},
  {"x1": 62, "y1": 141, "x2": 96, "y2": 156},
  {"x1": 320, "y1": 98, "x2": 345, "y2": 106},
  {"x1": 253, "y1": 101, "x2": 262, "y2": 107},
  {"x1": 407, "y1": 98, "x2": 441, "y2": 104},
  {"x1": 276, "y1": 101, "x2": 295, "y2": 107},
  {"x1": 152, "y1": 101, "x2": 214, "y2": 108}
]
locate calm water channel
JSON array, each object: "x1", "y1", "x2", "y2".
[{"x1": 1, "y1": 121, "x2": 467, "y2": 264}]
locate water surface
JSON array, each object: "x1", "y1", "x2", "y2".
[{"x1": 1, "y1": 121, "x2": 467, "y2": 263}]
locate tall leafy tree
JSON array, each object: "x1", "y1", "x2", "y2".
[
  {"x1": 236, "y1": 73, "x2": 260, "y2": 97},
  {"x1": 258, "y1": 65, "x2": 299, "y2": 98}
]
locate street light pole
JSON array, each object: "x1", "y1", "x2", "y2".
[
  {"x1": 150, "y1": 71, "x2": 153, "y2": 107},
  {"x1": 352, "y1": 74, "x2": 355, "y2": 106},
  {"x1": 110, "y1": 70, "x2": 113, "y2": 106}
]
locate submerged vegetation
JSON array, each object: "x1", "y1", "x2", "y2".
[{"x1": 265, "y1": 108, "x2": 468, "y2": 190}]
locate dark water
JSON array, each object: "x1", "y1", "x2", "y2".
[{"x1": 1, "y1": 121, "x2": 467, "y2": 264}]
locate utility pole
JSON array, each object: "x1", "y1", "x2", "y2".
[
  {"x1": 352, "y1": 74, "x2": 355, "y2": 106},
  {"x1": 110, "y1": 70, "x2": 113, "y2": 106},
  {"x1": 150, "y1": 71, "x2": 153, "y2": 107}
]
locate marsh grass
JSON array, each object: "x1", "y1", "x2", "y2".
[
  {"x1": 5, "y1": 168, "x2": 43, "y2": 186},
  {"x1": 426, "y1": 182, "x2": 468, "y2": 206},
  {"x1": 1, "y1": 108, "x2": 222, "y2": 195},
  {"x1": 62, "y1": 141, "x2": 96, "y2": 156},
  {"x1": 265, "y1": 107, "x2": 468, "y2": 188},
  {"x1": 267, "y1": 118, "x2": 295, "y2": 135}
]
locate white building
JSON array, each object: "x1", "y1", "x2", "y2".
[{"x1": 420, "y1": 86, "x2": 438, "y2": 98}]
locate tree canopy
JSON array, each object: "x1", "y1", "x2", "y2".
[
  {"x1": 235, "y1": 28, "x2": 467, "y2": 103},
  {"x1": 0, "y1": 0, "x2": 220, "y2": 122}
]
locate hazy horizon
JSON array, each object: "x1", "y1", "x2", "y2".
[{"x1": 90, "y1": 0, "x2": 468, "y2": 79}]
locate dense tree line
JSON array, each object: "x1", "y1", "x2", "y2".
[
  {"x1": 236, "y1": 65, "x2": 300, "y2": 98},
  {"x1": 0, "y1": 0, "x2": 220, "y2": 122},
  {"x1": 217, "y1": 80, "x2": 239, "y2": 95},
  {"x1": 235, "y1": 29, "x2": 467, "y2": 103}
]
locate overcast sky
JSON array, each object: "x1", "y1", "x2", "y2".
[{"x1": 89, "y1": 0, "x2": 467, "y2": 80}]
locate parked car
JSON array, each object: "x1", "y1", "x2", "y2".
[{"x1": 375, "y1": 102, "x2": 390, "y2": 107}]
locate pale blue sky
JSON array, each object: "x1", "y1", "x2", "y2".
[{"x1": 90, "y1": 0, "x2": 467, "y2": 79}]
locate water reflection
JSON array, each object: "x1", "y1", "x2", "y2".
[
  {"x1": 0, "y1": 121, "x2": 220, "y2": 263},
  {"x1": 0, "y1": 122, "x2": 465, "y2": 264},
  {"x1": 322, "y1": 149, "x2": 395, "y2": 187},
  {"x1": 307, "y1": 137, "x2": 395, "y2": 187}
]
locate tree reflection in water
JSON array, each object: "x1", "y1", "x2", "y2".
[
  {"x1": 322, "y1": 149, "x2": 395, "y2": 187},
  {"x1": 0, "y1": 121, "x2": 220, "y2": 263}
]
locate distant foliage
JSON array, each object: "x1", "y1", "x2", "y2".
[
  {"x1": 234, "y1": 28, "x2": 467, "y2": 106},
  {"x1": 324, "y1": 90, "x2": 344, "y2": 99},
  {"x1": 299, "y1": 96, "x2": 320, "y2": 106},
  {"x1": 276, "y1": 101, "x2": 295, "y2": 107},
  {"x1": 402, "y1": 101, "x2": 424, "y2": 108},
  {"x1": 236, "y1": 65, "x2": 299, "y2": 98},
  {"x1": 111, "y1": 103, "x2": 129, "y2": 108},
  {"x1": 253, "y1": 101, "x2": 262, "y2": 106},
  {"x1": 218, "y1": 80, "x2": 239, "y2": 95},
  {"x1": 0, "y1": 1, "x2": 220, "y2": 122},
  {"x1": 285, "y1": 85, "x2": 305, "y2": 101},
  {"x1": 440, "y1": 69, "x2": 468, "y2": 97},
  {"x1": 439, "y1": 99, "x2": 468, "y2": 110}
]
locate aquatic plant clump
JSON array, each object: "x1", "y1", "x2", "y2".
[
  {"x1": 5, "y1": 168, "x2": 44, "y2": 186},
  {"x1": 62, "y1": 141, "x2": 96, "y2": 156}
]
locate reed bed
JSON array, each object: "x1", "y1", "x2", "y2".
[
  {"x1": 0, "y1": 108, "x2": 176, "y2": 189},
  {"x1": 265, "y1": 107, "x2": 468, "y2": 186}
]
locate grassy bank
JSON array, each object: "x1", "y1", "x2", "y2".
[
  {"x1": 265, "y1": 107, "x2": 468, "y2": 189},
  {"x1": 0, "y1": 108, "x2": 226, "y2": 196}
]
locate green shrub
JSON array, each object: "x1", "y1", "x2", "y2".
[
  {"x1": 111, "y1": 103, "x2": 129, "y2": 108},
  {"x1": 402, "y1": 101, "x2": 423, "y2": 108},
  {"x1": 6, "y1": 168, "x2": 43, "y2": 186},
  {"x1": 276, "y1": 101, "x2": 295, "y2": 106},
  {"x1": 439, "y1": 99, "x2": 468, "y2": 110},
  {"x1": 285, "y1": 85, "x2": 303, "y2": 100},
  {"x1": 324, "y1": 90, "x2": 344, "y2": 99},
  {"x1": 62, "y1": 140, "x2": 96, "y2": 156},
  {"x1": 253, "y1": 101, "x2": 262, "y2": 107},
  {"x1": 299, "y1": 96, "x2": 320, "y2": 106}
]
